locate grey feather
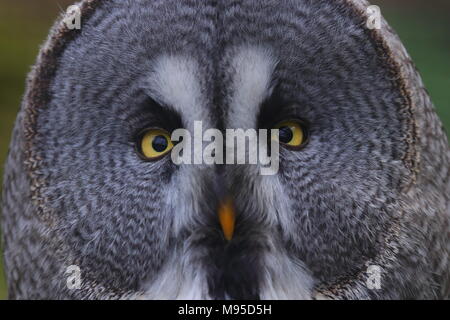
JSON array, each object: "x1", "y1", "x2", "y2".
[{"x1": 1, "y1": 0, "x2": 449, "y2": 299}]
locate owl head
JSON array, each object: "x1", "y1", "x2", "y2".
[{"x1": 2, "y1": 0, "x2": 449, "y2": 299}]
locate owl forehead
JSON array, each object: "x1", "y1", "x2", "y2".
[
  {"x1": 146, "y1": 47, "x2": 277, "y2": 129},
  {"x1": 51, "y1": 0, "x2": 403, "y2": 128}
]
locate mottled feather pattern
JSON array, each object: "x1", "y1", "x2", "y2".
[{"x1": 1, "y1": 0, "x2": 449, "y2": 299}]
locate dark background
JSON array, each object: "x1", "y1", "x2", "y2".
[{"x1": 0, "y1": 0, "x2": 449, "y2": 299}]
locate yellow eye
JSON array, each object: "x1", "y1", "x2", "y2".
[
  {"x1": 139, "y1": 129, "x2": 174, "y2": 160},
  {"x1": 274, "y1": 120, "x2": 308, "y2": 148}
]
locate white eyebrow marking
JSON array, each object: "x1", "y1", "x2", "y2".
[
  {"x1": 146, "y1": 55, "x2": 205, "y2": 130},
  {"x1": 228, "y1": 46, "x2": 278, "y2": 129}
]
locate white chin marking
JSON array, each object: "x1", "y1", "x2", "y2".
[
  {"x1": 138, "y1": 247, "x2": 314, "y2": 299},
  {"x1": 259, "y1": 244, "x2": 315, "y2": 300},
  {"x1": 139, "y1": 251, "x2": 209, "y2": 300}
]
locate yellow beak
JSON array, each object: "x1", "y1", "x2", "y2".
[{"x1": 218, "y1": 197, "x2": 236, "y2": 241}]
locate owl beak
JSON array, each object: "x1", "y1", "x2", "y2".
[{"x1": 218, "y1": 197, "x2": 236, "y2": 241}]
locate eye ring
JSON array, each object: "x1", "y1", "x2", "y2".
[
  {"x1": 135, "y1": 127, "x2": 174, "y2": 161},
  {"x1": 273, "y1": 118, "x2": 310, "y2": 150}
]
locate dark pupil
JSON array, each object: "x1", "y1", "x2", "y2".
[
  {"x1": 152, "y1": 135, "x2": 168, "y2": 152},
  {"x1": 279, "y1": 126, "x2": 293, "y2": 143}
]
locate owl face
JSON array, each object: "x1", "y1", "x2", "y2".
[{"x1": 19, "y1": 0, "x2": 417, "y2": 299}]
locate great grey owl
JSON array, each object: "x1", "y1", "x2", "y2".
[{"x1": 1, "y1": 0, "x2": 449, "y2": 300}]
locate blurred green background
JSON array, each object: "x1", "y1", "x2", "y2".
[{"x1": 0, "y1": 0, "x2": 449, "y2": 299}]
